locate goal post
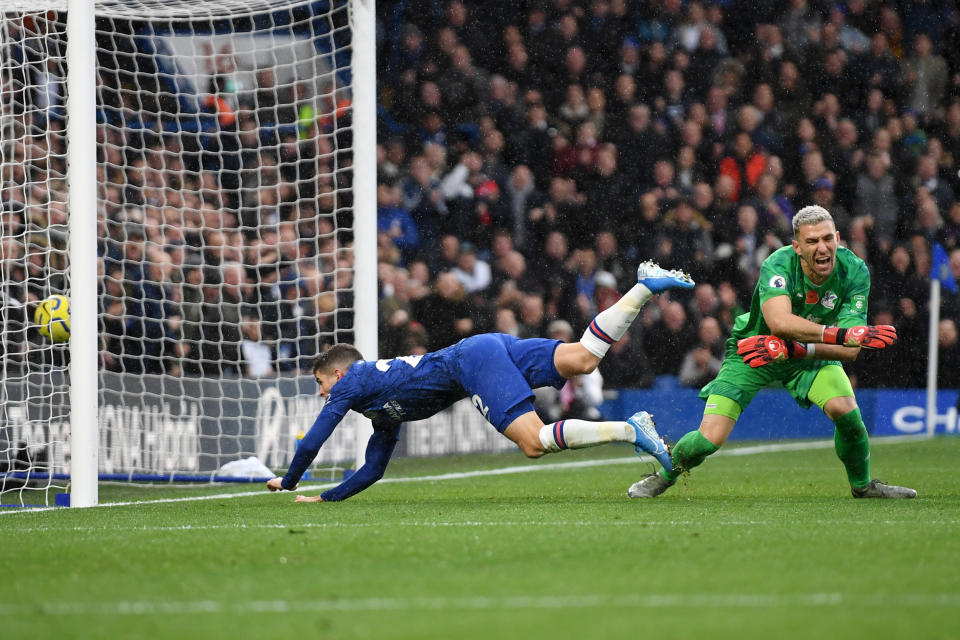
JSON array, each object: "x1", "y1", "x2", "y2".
[
  {"x1": 66, "y1": 0, "x2": 99, "y2": 508},
  {"x1": 1, "y1": 0, "x2": 378, "y2": 506}
]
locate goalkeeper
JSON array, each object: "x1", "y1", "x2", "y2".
[
  {"x1": 629, "y1": 205, "x2": 916, "y2": 499},
  {"x1": 267, "y1": 261, "x2": 694, "y2": 502}
]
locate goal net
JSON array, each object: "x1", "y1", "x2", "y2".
[{"x1": 0, "y1": 0, "x2": 377, "y2": 506}]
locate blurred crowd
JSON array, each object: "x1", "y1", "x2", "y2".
[
  {"x1": 372, "y1": 0, "x2": 960, "y2": 390},
  {"x1": 1, "y1": 1, "x2": 960, "y2": 390}
]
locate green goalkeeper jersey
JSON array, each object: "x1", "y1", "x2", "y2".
[{"x1": 730, "y1": 245, "x2": 870, "y2": 344}]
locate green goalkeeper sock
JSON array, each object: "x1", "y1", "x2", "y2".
[
  {"x1": 660, "y1": 430, "x2": 719, "y2": 483},
  {"x1": 833, "y1": 408, "x2": 871, "y2": 488}
]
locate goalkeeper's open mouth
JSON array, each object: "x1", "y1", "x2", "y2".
[{"x1": 813, "y1": 252, "x2": 834, "y2": 275}]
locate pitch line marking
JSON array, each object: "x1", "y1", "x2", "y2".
[
  {"x1": 11, "y1": 517, "x2": 960, "y2": 534},
  {"x1": 2, "y1": 592, "x2": 959, "y2": 616},
  {"x1": 0, "y1": 435, "x2": 926, "y2": 516}
]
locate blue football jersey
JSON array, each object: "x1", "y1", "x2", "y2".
[{"x1": 337, "y1": 352, "x2": 468, "y2": 426}]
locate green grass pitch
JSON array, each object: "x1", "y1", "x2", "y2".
[{"x1": 2, "y1": 436, "x2": 959, "y2": 640}]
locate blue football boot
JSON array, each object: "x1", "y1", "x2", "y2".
[
  {"x1": 627, "y1": 410, "x2": 673, "y2": 472},
  {"x1": 636, "y1": 260, "x2": 695, "y2": 293}
]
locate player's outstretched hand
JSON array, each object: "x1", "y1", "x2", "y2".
[
  {"x1": 294, "y1": 495, "x2": 324, "y2": 503},
  {"x1": 737, "y1": 335, "x2": 808, "y2": 367},
  {"x1": 822, "y1": 325, "x2": 897, "y2": 349},
  {"x1": 266, "y1": 477, "x2": 292, "y2": 492}
]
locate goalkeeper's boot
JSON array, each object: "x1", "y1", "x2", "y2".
[
  {"x1": 627, "y1": 411, "x2": 673, "y2": 472},
  {"x1": 851, "y1": 479, "x2": 917, "y2": 499},
  {"x1": 636, "y1": 260, "x2": 695, "y2": 293},
  {"x1": 627, "y1": 473, "x2": 674, "y2": 499}
]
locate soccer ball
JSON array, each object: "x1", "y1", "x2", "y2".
[{"x1": 35, "y1": 294, "x2": 71, "y2": 343}]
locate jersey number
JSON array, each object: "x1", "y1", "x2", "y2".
[
  {"x1": 375, "y1": 355, "x2": 424, "y2": 372},
  {"x1": 472, "y1": 394, "x2": 490, "y2": 419}
]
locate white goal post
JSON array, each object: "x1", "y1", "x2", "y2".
[{"x1": 66, "y1": 0, "x2": 100, "y2": 507}]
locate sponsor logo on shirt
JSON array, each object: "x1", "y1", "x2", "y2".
[
  {"x1": 769, "y1": 275, "x2": 787, "y2": 289},
  {"x1": 381, "y1": 400, "x2": 406, "y2": 422},
  {"x1": 853, "y1": 294, "x2": 866, "y2": 311},
  {"x1": 821, "y1": 291, "x2": 838, "y2": 310}
]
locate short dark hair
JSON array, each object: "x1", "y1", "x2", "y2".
[{"x1": 312, "y1": 344, "x2": 363, "y2": 375}]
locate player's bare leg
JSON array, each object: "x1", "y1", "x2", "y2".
[
  {"x1": 698, "y1": 412, "x2": 737, "y2": 446},
  {"x1": 553, "y1": 342, "x2": 601, "y2": 378},
  {"x1": 503, "y1": 410, "x2": 672, "y2": 469}
]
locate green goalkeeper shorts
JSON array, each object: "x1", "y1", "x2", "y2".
[{"x1": 698, "y1": 344, "x2": 851, "y2": 412}]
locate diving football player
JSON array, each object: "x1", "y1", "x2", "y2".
[{"x1": 268, "y1": 261, "x2": 694, "y2": 502}]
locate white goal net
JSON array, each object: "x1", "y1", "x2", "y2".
[{"x1": 0, "y1": 0, "x2": 375, "y2": 506}]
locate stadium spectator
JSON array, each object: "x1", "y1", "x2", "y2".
[
  {"x1": 583, "y1": 143, "x2": 632, "y2": 233},
  {"x1": 855, "y1": 151, "x2": 900, "y2": 246},
  {"x1": 809, "y1": 178, "x2": 852, "y2": 239},
  {"x1": 240, "y1": 314, "x2": 275, "y2": 378},
  {"x1": 503, "y1": 164, "x2": 543, "y2": 252},
  {"x1": 99, "y1": 261, "x2": 126, "y2": 372},
  {"x1": 779, "y1": 0, "x2": 821, "y2": 53},
  {"x1": 745, "y1": 172, "x2": 793, "y2": 240},
  {"x1": 937, "y1": 318, "x2": 960, "y2": 390},
  {"x1": 678, "y1": 316, "x2": 724, "y2": 388},
  {"x1": 686, "y1": 24, "x2": 724, "y2": 100},
  {"x1": 619, "y1": 104, "x2": 665, "y2": 186},
  {"x1": 688, "y1": 282, "x2": 721, "y2": 324},
  {"x1": 644, "y1": 300, "x2": 696, "y2": 377},
  {"x1": 377, "y1": 181, "x2": 420, "y2": 265},
  {"x1": 451, "y1": 242, "x2": 491, "y2": 294},
  {"x1": 939, "y1": 201, "x2": 960, "y2": 251},
  {"x1": 901, "y1": 33, "x2": 949, "y2": 121},
  {"x1": 715, "y1": 280, "x2": 746, "y2": 333},
  {"x1": 200, "y1": 261, "x2": 246, "y2": 376},
  {"x1": 594, "y1": 230, "x2": 632, "y2": 292},
  {"x1": 517, "y1": 293, "x2": 548, "y2": 340},
  {"x1": 913, "y1": 154, "x2": 955, "y2": 213},
  {"x1": 662, "y1": 196, "x2": 713, "y2": 282},
  {"x1": 412, "y1": 271, "x2": 476, "y2": 352},
  {"x1": 400, "y1": 155, "x2": 447, "y2": 255},
  {"x1": 718, "y1": 132, "x2": 767, "y2": 203},
  {"x1": 494, "y1": 306, "x2": 519, "y2": 337}
]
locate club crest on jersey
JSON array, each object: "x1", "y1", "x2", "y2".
[
  {"x1": 805, "y1": 290, "x2": 819, "y2": 304},
  {"x1": 769, "y1": 275, "x2": 787, "y2": 289},
  {"x1": 821, "y1": 291, "x2": 838, "y2": 310}
]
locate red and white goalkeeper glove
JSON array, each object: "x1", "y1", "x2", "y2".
[
  {"x1": 736, "y1": 335, "x2": 810, "y2": 368},
  {"x1": 821, "y1": 325, "x2": 897, "y2": 349}
]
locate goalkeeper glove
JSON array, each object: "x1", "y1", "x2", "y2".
[
  {"x1": 821, "y1": 325, "x2": 897, "y2": 349},
  {"x1": 737, "y1": 335, "x2": 811, "y2": 368}
]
